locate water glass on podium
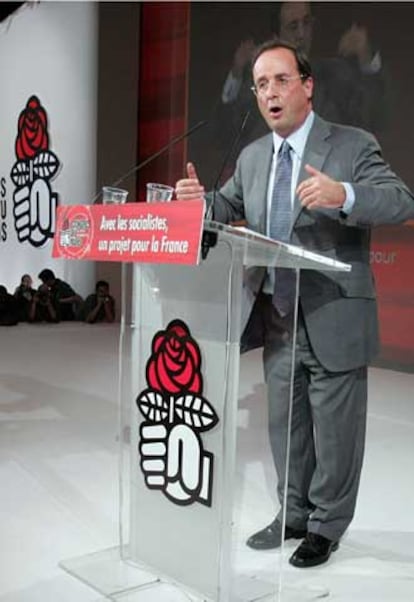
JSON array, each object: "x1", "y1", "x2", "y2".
[
  {"x1": 102, "y1": 186, "x2": 128, "y2": 204},
  {"x1": 146, "y1": 182, "x2": 174, "y2": 202}
]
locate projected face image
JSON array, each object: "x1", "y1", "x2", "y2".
[{"x1": 279, "y1": 1, "x2": 313, "y2": 55}]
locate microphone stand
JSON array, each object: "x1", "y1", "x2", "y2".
[
  {"x1": 91, "y1": 120, "x2": 207, "y2": 204},
  {"x1": 201, "y1": 110, "x2": 251, "y2": 260}
]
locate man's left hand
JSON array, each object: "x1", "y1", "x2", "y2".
[
  {"x1": 297, "y1": 165, "x2": 346, "y2": 210},
  {"x1": 338, "y1": 24, "x2": 373, "y2": 69}
]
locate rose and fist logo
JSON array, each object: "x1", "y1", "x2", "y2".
[
  {"x1": 10, "y1": 95, "x2": 60, "y2": 247},
  {"x1": 136, "y1": 319, "x2": 218, "y2": 506}
]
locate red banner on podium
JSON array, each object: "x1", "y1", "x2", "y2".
[{"x1": 52, "y1": 200, "x2": 205, "y2": 265}]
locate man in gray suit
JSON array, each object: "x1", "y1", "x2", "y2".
[{"x1": 175, "y1": 39, "x2": 414, "y2": 567}]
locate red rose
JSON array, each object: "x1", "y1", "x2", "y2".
[
  {"x1": 146, "y1": 320, "x2": 203, "y2": 395},
  {"x1": 15, "y1": 95, "x2": 49, "y2": 160}
]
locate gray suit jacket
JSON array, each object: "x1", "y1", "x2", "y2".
[{"x1": 211, "y1": 115, "x2": 414, "y2": 372}]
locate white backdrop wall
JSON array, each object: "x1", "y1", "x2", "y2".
[{"x1": 0, "y1": 1, "x2": 98, "y2": 296}]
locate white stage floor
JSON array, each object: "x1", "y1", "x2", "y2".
[{"x1": 1, "y1": 323, "x2": 414, "y2": 601}]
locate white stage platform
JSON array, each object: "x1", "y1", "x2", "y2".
[{"x1": 1, "y1": 323, "x2": 414, "y2": 601}]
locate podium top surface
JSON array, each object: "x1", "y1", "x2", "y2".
[{"x1": 204, "y1": 221, "x2": 351, "y2": 272}]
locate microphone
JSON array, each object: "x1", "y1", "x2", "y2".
[
  {"x1": 91, "y1": 120, "x2": 207, "y2": 203},
  {"x1": 201, "y1": 110, "x2": 251, "y2": 260}
]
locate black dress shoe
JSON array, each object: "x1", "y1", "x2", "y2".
[
  {"x1": 289, "y1": 532, "x2": 339, "y2": 567},
  {"x1": 246, "y1": 518, "x2": 307, "y2": 550}
]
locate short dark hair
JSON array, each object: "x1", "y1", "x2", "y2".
[
  {"x1": 95, "y1": 280, "x2": 109, "y2": 291},
  {"x1": 38, "y1": 268, "x2": 55, "y2": 282},
  {"x1": 251, "y1": 37, "x2": 312, "y2": 80}
]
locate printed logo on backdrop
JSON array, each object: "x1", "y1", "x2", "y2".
[
  {"x1": 136, "y1": 319, "x2": 218, "y2": 507},
  {"x1": 10, "y1": 95, "x2": 60, "y2": 247}
]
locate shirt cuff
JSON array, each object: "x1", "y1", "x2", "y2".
[
  {"x1": 361, "y1": 50, "x2": 382, "y2": 75},
  {"x1": 222, "y1": 71, "x2": 242, "y2": 103},
  {"x1": 341, "y1": 182, "x2": 355, "y2": 215}
]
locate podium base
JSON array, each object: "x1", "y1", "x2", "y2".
[
  {"x1": 59, "y1": 546, "x2": 159, "y2": 599},
  {"x1": 59, "y1": 547, "x2": 329, "y2": 601}
]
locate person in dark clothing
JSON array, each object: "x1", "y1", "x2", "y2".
[
  {"x1": 81, "y1": 280, "x2": 115, "y2": 324},
  {"x1": 28, "y1": 284, "x2": 59, "y2": 323},
  {"x1": 14, "y1": 274, "x2": 36, "y2": 321},
  {"x1": 38, "y1": 268, "x2": 82, "y2": 321},
  {"x1": 0, "y1": 285, "x2": 19, "y2": 326}
]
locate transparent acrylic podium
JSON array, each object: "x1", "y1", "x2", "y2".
[{"x1": 60, "y1": 221, "x2": 350, "y2": 602}]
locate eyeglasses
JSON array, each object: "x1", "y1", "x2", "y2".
[{"x1": 251, "y1": 74, "x2": 307, "y2": 96}]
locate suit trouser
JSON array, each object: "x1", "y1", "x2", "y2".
[{"x1": 258, "y1": 293, "x2": 368, "y2": 542}]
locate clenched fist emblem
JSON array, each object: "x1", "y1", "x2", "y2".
[{"x1": 10, "y1": 95, "x2": 60, "y2": 247}]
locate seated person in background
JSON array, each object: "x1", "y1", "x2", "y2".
[
  {"x1": 38, "y1": 268, "x2": 83, "y2": 321},
  {"x1": 0, "y1": 285, "x2": 19, "y2": 326},
  {"x1": 14, "y1": 274, "x2": 36, "y2": 321},
  {"x1": 29, "y1": 284, "x2": 59, "y2": 323},
  {"x1": 81, "y1": 280, "x2": 115, "y2": 324}
]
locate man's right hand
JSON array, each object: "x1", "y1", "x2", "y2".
[
  {"x1": 231, "y1": 39, "x2": 255, "y2": 78},
  {"x1": 175, "y1": 162, "x2": 205, "y2": 201}
]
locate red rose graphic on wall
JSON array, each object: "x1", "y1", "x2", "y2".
[
  {"x1": 136, "y1": 319, "x2": 218, "y2": 507},
  {"x1": 10, "y1": 95, "x2": 60, "y2": 247},
  {"x1": 15, "y1": 96, "x2": 49, "y2": 159}
]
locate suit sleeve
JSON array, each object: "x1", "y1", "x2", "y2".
[{"x1": 341, "y1": 131, "x2": 414, "y2": 227}]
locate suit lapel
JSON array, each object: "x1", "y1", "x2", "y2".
[{"x1": 292, "y1": 116, "x2": 332, "y2": 227}]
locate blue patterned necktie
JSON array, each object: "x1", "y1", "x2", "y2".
[{"x1": 269, "y1": 140, "x2": 295, "y2": 316}]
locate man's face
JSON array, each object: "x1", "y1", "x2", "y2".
[
  {"x1": 279, "y1": 1, "x2": 313, "y2": 55},
  {"x1": 253, "y1": 47, "x2": 313, "y2": 137},
  {"x1": 97, "y1": 285, "x2": 109, "y2": 298}
]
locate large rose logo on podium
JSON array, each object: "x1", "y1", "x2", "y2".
[
  {"x1": 136, "y1": 319, "x2": 218, "y2": 506},
  {"x1": 147, "y1": 320, "x2": 203, "y2": 395},
  {"x1": 10, "y1": 95, "x2": 60, "y2": 247}
]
